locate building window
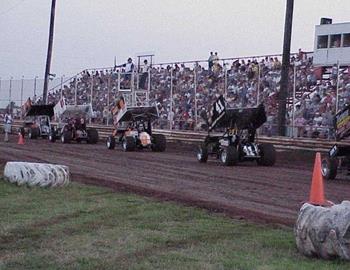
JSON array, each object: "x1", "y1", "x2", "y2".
[
  {"x1": 317, "y1": 35, "x2": 328, "y2": 49},
  {"x1": 343, "y1": 33, "x2": 350, "y2": 47},
  {"x1": 330, "y1": 34, "x2": 341, "y2": 48}
]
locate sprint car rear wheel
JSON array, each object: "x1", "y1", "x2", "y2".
[
  {"x1": 220, "y1": 146, "x2": 238, "y2": 166},
  {"x1": 197, "y1": 144, "x2": 208, "y2": 163},
  {"x1": 107, "y1": 136, "x2": 116, "y2": 150},
  {"x1": 87, "y1": 128, "x2": 99, "y2": 144},
  {"x1": 49, "y1": 130, "x2": 56, "y2": 142},
  {"x1": 28, "y1": 127, "x2": 40, "y2": 139},
  {"x1": 257, "y1": 143, "x2": 276, "y2": 166},
  {"x1": 321, "y1": 157, "x2": 338, "y2": 180},
  {"x1": 61, "y1": 130, "x2": 71, "y2": 144},
  {"x1": 122, "y1": 136, "x2": 135, "y2": 151},
  {"x1": 151, "y1": 134, "x2": 166, "y2": 152}
]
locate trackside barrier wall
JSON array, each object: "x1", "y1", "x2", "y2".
[{"x1": 1, "y1": 121, "x2": 349, "y2": 152}]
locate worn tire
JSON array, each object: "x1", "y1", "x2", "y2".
[
  {"x1": 28, "y1": 127, "x2": 40, "y2": 139},
  {"x1": 321, "y1": 157, "x2": 338, "y2": 180},
  {"x1": 87, "y1": 128, "x2": 99, "y2": 144},
  {"x1": 257, "y1": 143, "x2": 276, "y2": 166},
  {"x1": 197, "y1": 144, "x2": 208, "y2": 163},
  {"x1": 122, "y1": 136, "x2": 136, "y2": 151},
  {"x1": 61, "y1": 130, "x2": 71, "y2": 144},
  {"x1": 151, "y1": 134, "x2": 166, "y2": 152},
  {"x1": 220, "y1": 146, "x2": 238, "y2": 166},
  {"x1": 106, "y1": 136, "x2": 116, "y2": 150}
]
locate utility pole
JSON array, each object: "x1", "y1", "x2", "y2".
[
  {"x1": 43, "y1": 0, "x2": 56, "y2": 104},
  {"x1": 277, "y1": 0, "x2": 294, "y2": 136}
]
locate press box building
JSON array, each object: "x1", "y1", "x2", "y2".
[{"x1": 313, "y1": 18, "x2": 350, "y2": 67}]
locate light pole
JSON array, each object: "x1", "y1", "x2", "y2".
[
  {"x1": 278, "y1": 0, "x2": 294, "y2": 136},
  {"x1": 20, "y1": 76, "x2": 24, "y2": 119},
  {"x1": 60, "y1": 75, "x2": 64, "y2": 99},
  {"x1": 9, "y1": 76, "x2": 13, "y2": 113},
  {"x1": 34, "y1": 76, "x2": 38, "y2": 102},
  {"x1": 43, "y1": 0, "x2": 56, "y2": 104}
]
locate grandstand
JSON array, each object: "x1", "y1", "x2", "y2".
[
  {"x1": 20, "y1": 50, "x2": 344, "y2": 140},
  {"x1": 1, "y1": 51, "x2": 348, "y2": 140}
]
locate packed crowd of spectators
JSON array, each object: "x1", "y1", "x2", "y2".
[{"x1": 32, "y1": 52, "x2": 350, "y2": 139}]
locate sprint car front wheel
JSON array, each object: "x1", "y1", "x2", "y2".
[
  {"x1": 49, "y1": 130, "x2": 56, "y2": 142},
  {"x1": 122, "y1": 136, "x2": 135, "y2": 152},
  {"x1": 197, "y1": 144, "x2": 208, "y2": 163},
  {"x1": 257, "y1": 143, "x2": 276, "y2": 166},
  {"x1": 61, "y1": 130, "x2": 71, "y2": 144},
  {"x1": 29, "y1": 127, "x2": 40, "y2": 139},
  {"x1": 106, "y1": 136, "x2": 116, "y2": 150},
  {"x1": 321, "y1": 157, "x2": 338, "y2": 180},
  {"x1": 220, "y1": 146, "x2": 238, "y2": 166}
]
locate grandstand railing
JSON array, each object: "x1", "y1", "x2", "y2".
[{"x1": 1, "y1": 50, "x2": 349, "y2": 141}]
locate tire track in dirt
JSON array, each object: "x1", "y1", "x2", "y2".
[{"x1": 1, "y1": 136, "x2": 350, "y2": 226}]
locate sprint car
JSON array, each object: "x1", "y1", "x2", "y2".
[
  {"x1": 23, "y1": 104, "x2": 55, "y2": 139},
  {"x1": 197, "y1": 95, "x2": 276, "y2": 166},
  {"x1": 50, "y1": 104, "x2": 98, "y2": 144},
  {"x1": 322, "y1": 104, "x2": 350, "y2": 180},
  {"x1": 106, "y1": 97, "x2": 166, "y2": 152}
]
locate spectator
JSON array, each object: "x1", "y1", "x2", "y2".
[
  {"x1": 4, "y1": 111, "x2": 13, "y2": 142},
  {"x1": 213, "y1": 52, "x2": 219, "y2": 65},
  {"x1": 139, "y1": 59, "x2": 149, "y2": 89},
  {"x1": 208, "y1": 52, "x2": 214, "y2": 70}
]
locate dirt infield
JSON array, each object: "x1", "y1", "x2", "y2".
[{"x1": 1, "y1": 135, "x2": 350, "y2": 226}]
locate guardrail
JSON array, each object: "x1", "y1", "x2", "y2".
[{"x1": 1, "y1": 121, "x2": 349, "y2": 152}]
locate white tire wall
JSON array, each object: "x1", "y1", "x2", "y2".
[
  {"x1": 295, "y1": 201, "x2": 350, "y2": 260},
  {"x1": 3, "y1": 162, "x2": 70, "y2": 187}
]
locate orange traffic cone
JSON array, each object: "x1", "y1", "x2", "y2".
[
  {"x1": 308, "y1": 152, "x2": 333, "y2": 206},
  {"x1": 17, "y1": 133, "x2": 25, "y2": 145}
]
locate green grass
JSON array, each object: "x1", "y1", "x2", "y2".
[{"x1": 0, "y1": 180, "x2": 348, "y2": 270}]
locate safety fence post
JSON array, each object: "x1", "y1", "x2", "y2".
[
  {"x1": 257, "y1": 63, "x2": 261, "y2": 106},
  {"x1": 9, "y1": 77, "x2": 13, "y2": 112},
  {"x1": 20, "y1": 76, "x2": 24, "y2": 119},
  {"x1": 336, "y1": 60, "x2": 340, "y2": 114},
  {"x1": 170, "y1": 66, "x2": 173, "y2": 130},
  {"x1": 107, "y1": 76, "x2": 111, "y2": 126},
  {"x1": 291, "y1": 62, "x2": 296, "y2": 138},
  {"x1": 194, "y1": 66, "x2": 198, "y2": 129},
  {"x1": 74, "y1": 75, "x2": 78, "y2": 105}
]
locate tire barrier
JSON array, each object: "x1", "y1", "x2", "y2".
[
  {"x1": 3, "y1": 162, "x2": 70, "y2": 187},
  {"x1": 295, "y1": 201, "x2": 350, "y2": 260}
]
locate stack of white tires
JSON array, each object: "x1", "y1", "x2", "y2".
[{"x1": 3, "y1": 162, "x2": 70, "y2": 187}]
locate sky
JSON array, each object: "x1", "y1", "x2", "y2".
[{"x1": 0, "y1": 0, "x2": 350, "y2": 105}]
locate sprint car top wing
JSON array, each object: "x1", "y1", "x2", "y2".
[
  {"x1": 335, "y1": 104, "x2": 350, "y2": 141},
  {"x1": 208, "y1": 95, "x2": 267, "y2": 131},
  {"x1": 116, "y1": 106, "x2": 159, "y2": 123},
  {"x1": 25, "y1": 104, "x2": 55, "y2": 118},
  {"x1": 59, "y1": 104, "x2": 93, "y2": 119}
]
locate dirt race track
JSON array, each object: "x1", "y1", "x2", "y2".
[{"x1": 1, "y1": 135, "x2": 350, "y2": 226}]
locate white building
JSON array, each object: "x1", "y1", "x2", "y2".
[{"x1": 313, "y1": 19, "x2": 350, "y2": 67}]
